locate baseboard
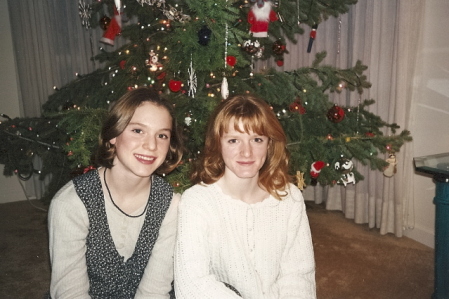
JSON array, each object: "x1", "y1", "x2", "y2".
[{"x1": 404, "y1": 225, "x2": 435, "y2": 249}]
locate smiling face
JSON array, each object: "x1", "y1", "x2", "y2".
[
  {"x1": 110, "y1": 101, "x2": 172, "y2": 178},
  {"x1": 220, "y1": 118, "x2": 269, "y2": 181}
]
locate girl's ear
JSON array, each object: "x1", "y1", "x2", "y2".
[{"x1": 110, "y1": 137, "x2": 117, "y2": 145}]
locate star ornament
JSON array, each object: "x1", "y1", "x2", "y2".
[
  {"x1": 295, "y1": 171, "x2": 306, "y2": 190},
  {"x1": 78, "y1": 0, "x2": 91, "y2": 29}
]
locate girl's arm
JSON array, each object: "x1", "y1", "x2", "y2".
[
  {"x1": 276, "y1": 187, "x2": 317, "y2": 299},
  {"x1": 48, "y1": 182, "x2": 90, "y2": 298},
  {"x1": 174, "y1": 190, "x2": 241, "y2": 299},
  {"x1": 135, "y1": 193, "x2": 180, "y2": 299}
]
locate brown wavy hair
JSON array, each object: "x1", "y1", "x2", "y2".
[
  {"x1": 191, "y1": 94, "x2": 291, "y2": 200},
  {"x1": 96, "y1": 87, "x2": 184, "y2": 175}
]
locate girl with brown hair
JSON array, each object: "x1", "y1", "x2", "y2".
[{"x1": 48, "y1": 87, "x2": 183, "y2": 298}]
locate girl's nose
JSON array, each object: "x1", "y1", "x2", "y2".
[
  {"x1": 143, "y1": 135, "x2": 157, "y2": 150},
  {"x1": 240, "y1": 142, "x2": 252, "y2": 157}
]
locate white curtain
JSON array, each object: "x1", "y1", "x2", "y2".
[
  {"x1": 260, "y1": 0, "x2": 423, "y2": 237},
  {"x1": 6, "y1": 0, "x2": 120, "y2": 199},
  {"x1": 7, "y1": 0, "x2": 423, "y2": 236}
]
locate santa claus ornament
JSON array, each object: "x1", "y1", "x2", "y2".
[
  {"x1": 310, "y1": 160, "x2": 326, "y2": 186},
  {"x1": 100, "y1": 0, "x2": 122, "y2": 46},
  {"x1": 247, "y1": 0, "x2": 278, "y2": 38}
]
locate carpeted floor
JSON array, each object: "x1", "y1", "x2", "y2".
[{"x1": 0, "y1": 199, "x2": 434, "y2": 299}]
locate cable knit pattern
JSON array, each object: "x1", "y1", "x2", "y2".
[{"x1": 174, "y1": 183, "x2": 316, "y2": 299}]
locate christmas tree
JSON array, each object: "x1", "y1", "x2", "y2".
[{"x1": 0, "y1": 0, "x2": 411, "y2": 203}]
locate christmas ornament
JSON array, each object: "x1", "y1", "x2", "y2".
[
  {"x1": 248, "y1": 1, "x2": 278, "y2": 38},
  {"x1": 243, "y1": 40, "x2": 260, "y2": 55},
  {"x1": 289, "y1": 98, "x2": 306, "y2": 114},
  {"x1": 310, "y1": 160, "x2": 325, "y2": 186},
  {"x1": 78, "y1": 0, "x2": 91, "y2": 29},
  {"x1": 254, "y1": 46, "x2": 264, "y2": 58},
  {"x1": 334, "y1": 158, "x2": 353, "y2": 174},
  {"x1": 334, "y1": 158, "x2": 355, "y2": 186},
  {"x1": 226, "y1": 56, "x2": 237, "y2": 67},
  {"x1": 383, "y1": 154, "x2": 397, "y2": 177},
  {"x1": 100, "y1": 3, "x2": 122, "y2": 46},
  {"x1": 221, "y1": 77, "x2": 229, "y2": 99},
  {"x1": 310, "y1": 161, "x2": 325, "y2": 178},
  {"x1": 169, "y1": 79, "x2": 182, "y2": 92},
  {"x1": 198, "y1": 25, "x2": 212, "y2": 46},
  {"x1": 155, "y1": 72, "x2": 166, "y2": 82},
  {"x1": 185, "y1": 115, "x2": 192, "y2": 126},
  {"x1": 119, "y1": 60, "x2": 126, "y2": 69},
  {"x1": 327, "y1": 105, "x2": 345, "y2": 123},
  {"x1": 295, "y1": 171, "x2": 306, "y2": 190},
  {"x1": 163, "y1": 5, "x2": 191, "y2": 23},
  {"x1": 276, "y1": 58, "x2": 284, "y2": 67},
  {"x1": 99, "y1": 16, "x2": 111, "y2": 31},
  {"x1": 272, "y1": 40, "x2": 287, "y2": 55},
  {"x1": 137, "y1": 0, "x2": 165, "y2": 7},
  {"x1": 83, "y1": 165, "x2": 96, "y2": 174},
  {"x1": 187, "y1": 56, "x2": 197, "y2": 98},
  {"x1": 307, "y1": 24, "x2": 318, "y2": 53},
  {"x1": 145, "y1": 50, "x2": 162, "y2": 72}
]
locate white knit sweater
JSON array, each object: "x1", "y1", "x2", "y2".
[
  {"x1": 48, "y1": 179, "x2": 180, "y2": 299},
  {"x1": 174, "y1": 183, "x2": 316, "y2": 299}
]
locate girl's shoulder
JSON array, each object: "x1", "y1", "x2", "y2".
[
  {"x1": 182, "y1": 182, "x2": 215, "y2": 197},
  {"x1": 281, "y1": 183, "x2": 305, "y2": 204},
  {"x1": 180, "y1": 183, "x2": 218, "y2": 208}
]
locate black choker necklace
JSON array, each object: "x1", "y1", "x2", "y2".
[{"x1": 103, "y1": 168, "x2": 149, "y2": 218}]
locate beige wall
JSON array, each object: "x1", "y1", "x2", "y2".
[
  {"x1": 405, "y1": 0, "x2": 449, "y2": 248},
  {"x1": 0, "y1": 0, "x2": 26, "y2": 203}
]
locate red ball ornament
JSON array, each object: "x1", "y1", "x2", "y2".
[
  {"x1": 99, "y1": 16, "x2": 111, "y2": 31},
  {"x1": 169, "y1": 79, "x2": 182, "y2": 92},
  {"x1": 289, "y1": 102, "x2": 300, "y2": 112},
  {"x1": 119, "y1": 60, "x2": 126, "y2": 70},
  {"x1": 226, "y1": 56, "x2": 237, "y2": 67},
  {"x1": 365, "y1": 131, "x2": 375, "y2": 137},
  {"x1": 327, "y1": 105, "x2": 345, "y2": 123},
  {"x1": 289, "y1": 101, "x2": 306, "y2": 114},
  {"x1": 276, "y1": 59, "x2": 284, "y2": 67},
  {"x1": 272, "y1": 40, "x2": 287, "y2": 55}
]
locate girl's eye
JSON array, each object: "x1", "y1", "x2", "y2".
[
  {"x1": 254, "y1": 137, "x2": 265, "y2": 143},
  {"x1": 132, "y1": 129, "x2": 143, "y2": 134},
  {"x1": 228, "y1": 139, "x2": 237, "y2": 144},
  {"x1": 158, "y1": 133, "x2": 170, "y2": 139}
]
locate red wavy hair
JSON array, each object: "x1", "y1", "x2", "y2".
[{"x1": 190, "y1": 94, "x2": 291, "y2": 200}]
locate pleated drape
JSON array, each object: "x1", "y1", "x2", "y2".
[{"x1": 262, "y1": 0, "x2": 423, "y2": 237}]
